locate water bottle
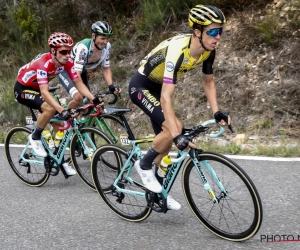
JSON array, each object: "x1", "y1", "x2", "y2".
[
  {"x1": 157, "y1": 155, "x2": 172, "y2": 178},
  {"x1": 42, "y1": 130, "x2": 54, "y2": 149},
  {"x1": 54, "y1": 130, "x2": 64, "y2": 147}
]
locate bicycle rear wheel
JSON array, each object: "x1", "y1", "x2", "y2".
[
  {"x1": 92, "y1": 114, "x2": 131, "y2": 150},
  {"x1": 4, "y1": 126, "x2": 50, "y2": 186},
  {"x1": 91, "y1": 145, "x2": 152, "y2": 221},
  {"x1": 182, "y1": 152, "x2": 262, "y2": 241},
  {"x1": 70, "y1": 126, "x2": 112, "y2": 191}
]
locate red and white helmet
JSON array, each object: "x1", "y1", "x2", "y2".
[{"x1": 48, "y1": 32, "x2": 74, "y2": 48}]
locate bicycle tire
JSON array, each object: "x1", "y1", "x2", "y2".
[
  {"x1": 70, "y1": 126, "x2": 113, "y2": 190},
  {"x1": 182, "y1": 151, "x2": 263, "y2": 242},
  {"x1": 92, "y1": 114, "x2": 131, "y2": 150},
  {"x1": 91, "y1": 144, "x2": 152, "y2": 221},
  {"x1": 4, "y1": 126, "x2": 50, "y2": 186}
]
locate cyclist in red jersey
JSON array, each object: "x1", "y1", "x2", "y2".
[{"x1": 14, "y1": 32, "x2": 103, "y2": 175}]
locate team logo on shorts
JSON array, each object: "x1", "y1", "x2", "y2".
[
  {"x1": 131, "y1": 87, "x2": 136, "y2": 94},
  {"x1": 137, "y1": 92, "x2": 142, "y2": 100}
]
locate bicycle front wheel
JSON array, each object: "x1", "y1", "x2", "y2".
[
  {"x1": 70, "y1": 127, "x2": 112, "y2": 191},
  {"x1": 182, "y1": 152, "x2": 263, "y2": 242},
  {"x1": 4, "y1": 126, "x2": 50, "y2": 186},
  {"x1": 91, "y1": 144, "x2": 152, "y2": 221}
]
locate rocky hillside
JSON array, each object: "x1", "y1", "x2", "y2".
[
  {"x1": 102, "y1": 0, "x2": 300, "y2": 150},
  {"x1": 2, "y1": 0, "x2": 299, "y2": 154}
]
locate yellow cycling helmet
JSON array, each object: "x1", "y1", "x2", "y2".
[{"x1": 188, "y1": 5, "x2": 226, "y2": 27}]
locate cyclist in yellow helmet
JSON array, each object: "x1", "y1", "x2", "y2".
[{"x1": 128, "y1": 5, "x2": 231, "y2": 210}]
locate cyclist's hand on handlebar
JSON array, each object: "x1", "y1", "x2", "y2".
[
  {"x1": 214, "y1": 111, "x2": 231, "y2": 125},
  {"x1": 108, "y1": 84, "x2": 121, "y2": 95},
  {"x1": 60, "y1": 109, "x2": 72, "y2": 120},
  {"x1": 173, "y1": 134, "x2": 197, "y2": 151},
  {"x1": 92, "y1": 95, "x2": 104, "y2": 108},
  {"x1": 214, "y1": 111, "x2": 234, "y2": 133}
]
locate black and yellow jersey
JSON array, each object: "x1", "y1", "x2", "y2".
[{"x1": 138, "y1": 34, "x2": 215, "y2": 85}]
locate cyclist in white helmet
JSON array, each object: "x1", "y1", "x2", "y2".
[{"x1": 58, "y1": 21, "x2": 121, "y2": 109}]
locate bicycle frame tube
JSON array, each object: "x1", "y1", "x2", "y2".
[
  {"x1": 191, "y1": 156, "x2": 227, "y2": 203},
  {"x1": 98, "y1": 117, "x2": 118, "y2": 142},
  {"x1": 161, "y1": 150, "x2": 189, "y2": 196},
  {"x1": 74, "y1": 129, "x2": 95, "y2": 160},
  {"x1": 54, "y1": 129, "x2": 73, "y2": 163},
  {"x1": 20, "y1": 141, "x2": 44, "y2": 166},
  {"x1": 112, "y1": 141, "x2": 147, "y2": 198}
]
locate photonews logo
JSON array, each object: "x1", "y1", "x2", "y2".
[{"x1": 261, "y1": 234, "x2": 300, "y2": 242}]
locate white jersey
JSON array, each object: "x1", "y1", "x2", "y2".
[{"x1": 72, "y1": 38, "x2": 111, "y2": 72}]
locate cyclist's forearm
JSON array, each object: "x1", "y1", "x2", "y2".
[
  {"x1": 103, "y1": 67, "x2": 113, "y2": 85},
  {"x1": 161, "y1": 97, "x2": 181, "y2": 137},
  {"x1": 203, "y1": 79, "x2": 219, "y2": 114},
  {"x1": 73, "y1": 78, "x2": 94, "y2": 101}
]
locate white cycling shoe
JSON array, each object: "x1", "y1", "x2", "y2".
[
  {"x1": 167, "y1": 195, "x2": 181, "y2": 210},
  {"x1": 62, "y1": 162, "x2": 77, "y2": 176},
  {"x1": 28, "y1": 134, "x2": 47, "y2": 157},
  {"x1": 134, "y1": 160, "x2": 162, "y2": 193}
]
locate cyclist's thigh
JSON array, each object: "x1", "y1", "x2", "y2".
[
  {"x1": 58, "y1": 70, "x2": 78, "y2": 98},
  {"x1": 14, "y1": 81, "x2": 44, "y2": 112},
  {"x1": 129, "y1": 72, "x2": 164, "y2": 133}
]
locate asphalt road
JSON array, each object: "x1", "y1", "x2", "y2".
[{"x1": 1, "y1": 147, "x2": 300, "y2": 250}]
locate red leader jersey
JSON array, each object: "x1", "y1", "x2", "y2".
[{"x1": 17, "y1": 52, "x2": 78, "y2": 90}]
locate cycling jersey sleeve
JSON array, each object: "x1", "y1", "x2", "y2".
[
  {"x1": 73, "y1": 43, "x2": 89, "y2": 72},
  {"x1": 102, "y1": 43, "x2": 111, "y2": 68},
  {"x1": 202, "y1": 50, "x2": 215, "y2": 75},
  {"x1": 163, "y1": 41, "x2": 183, "y2": 84},
  {"x1": 65, "y1": 60, "x2": 79, "y2": 81}
]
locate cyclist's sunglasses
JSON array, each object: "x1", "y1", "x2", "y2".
[
  {"x1": 58, "y1": 50, "x2": 71, "y2": 55},
  {"x1": 206, "y1": 27, "x2": 223, "y2": 37}
]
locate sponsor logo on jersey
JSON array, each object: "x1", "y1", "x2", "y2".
[
  {"x1": 75, "y1": 60, "x2": 84, "y2": 65},
  {"x1": 74, "y1": 66, "x2": 82, "y2": 71},
  {"x1": 22, "y1": 71, "x2": 36, "y2": 83},
  {"x1": 55, "y1": 67, "x2": 64, "y2": 74},
  {"x1": 183, "y1": 58, "x2": 188, "y2": 64},
  {"x1": 44, "y1": 59, "x2": 52, "y2": 68},
  {"x1": 141, "y1": 90, "x2": 160, "y2": 106},
  {"x1": 166, "y1": 61, "x2": 174, "y2": 72},
  {"x1": 71, "y1": 66, "x2": 76, "y2": 74},
  {"x1": 37, "y1": 69, "x2": 47, "y2": 78},
  {"x1": 149, "y1": 54, "x2": 164, "y2": 67},
  {"x1": 79, "y1": 49, "x2": 86, "y2": 61},
  {"x1": 24, "y1": 93, "x2": 35, "y2": 100}
]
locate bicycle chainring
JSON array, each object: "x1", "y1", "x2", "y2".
[{"x1": 44, "y1": 156, "x2": 59, "y2": 176}]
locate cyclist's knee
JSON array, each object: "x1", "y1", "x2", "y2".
[
  {"x1": 159, "y1": 128, "x2": 173, "y2": 143},
  {"x1": 73, "y1": 92, "x2": 83, "y2": 105},
  {"x1": 41, "y1": 102, "x2": 56, "y2": 114}
]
